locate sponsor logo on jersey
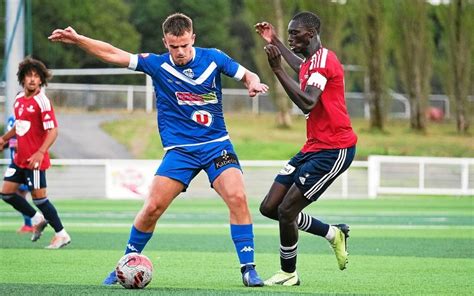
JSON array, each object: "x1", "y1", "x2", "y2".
[
  {"x1": 15, "y1": 120, "x2": 31, "y2": 136},
  {"x1": 27, "y1": 105, "x2": 35, "y2": 113},
  {"x1": 299, "y1": 176, "x2": 306, "y2": 185},
  {"x1": 191, "y1": 110, "x2": 213, "y2": 127},
  {"x1": 183, "y1": 68, "x2": 194, "y2": 78},
  {"x1": 176, "y1": 92, "x2": 218, "y2": 105},
  {"x1": 213, "y1": 151, "x2": 239, "y2": 169},
  {"x1": 279, "y1": 163, "x2": 295, "y2": 175}
]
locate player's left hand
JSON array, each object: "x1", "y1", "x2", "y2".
[
  {"x1": 264, "y1": 44, "x2": 282, "y2": 70},
  {"x1": 27, "y1": 151, "x2": 44, "y2": 170}
]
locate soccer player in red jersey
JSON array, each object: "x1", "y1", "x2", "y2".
[
  {"x1": 0, "y1": 57, "x2": 71, "y2": 249},
  {"x1": 255, "y1": 12, "x2": 357, "y2": 285}
]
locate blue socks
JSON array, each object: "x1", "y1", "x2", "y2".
[
  {"x1": 23, "y1": 214, "x2": 32, "y2": 226},
  {"x1": 125, "y1": 225, "x2": 153, "y2": 254},
  {"x1": 230, "y1": 224, "x2": 255, "y2": 266}
]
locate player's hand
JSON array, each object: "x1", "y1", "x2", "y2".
[
  {"x1": 27, "y1": 151, "x2": 44, "y2": 170},
  {"x1": 264, "y1": 44, "x2": 282, "y2": 70},
  {"x1": 0, "y1": 138, "x2": 5, "y2": 151},
  {"x1": 48, "y1": 26, "x2": 80, "y2": 44},
  {"x1": 248, "y1": 82, "x2": 269, "y2": 97},
  {"x1": 254, "y1": 22, "x2": 276, "y2": 44}
]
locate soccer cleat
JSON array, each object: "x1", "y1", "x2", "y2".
[
  {"x1": 103, "y1": 270, "x2": 118, "y2": 286},
  {"x1": 241, "y1": 264, "x2": 264, "y2": 287},
  {"x1": 264, "y1": 270, "x2": 300, "y2": 286},
  {"x1": 31, "y1": 217, "x2": 48, "y2": 242},
  {"x1": 45, "y1": 232, "x2": 71, "y2": 249},
  {"x1": 17, "y1": 225, "x2": 34, "y2": 233},
  {"x1": 330, "y1": 224, "x2": 350, "y2": 270}
]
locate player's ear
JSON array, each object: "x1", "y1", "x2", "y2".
[
  {"x1": 162, "y1": 38, "x2": 168, "y2": 49},
  {"x1": 307, "y1": 28, "x2": 316, "y2": 39}
]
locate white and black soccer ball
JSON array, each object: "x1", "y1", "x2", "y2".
[{"x1": 115, "y1": 252, "x2": 153, "y2": 289}]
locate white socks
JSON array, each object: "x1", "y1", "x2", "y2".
[{"x1": 325, "y1": 225, "x2": 336, "y2": 241}]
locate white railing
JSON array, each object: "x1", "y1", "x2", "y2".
[
  {"x1": 1, "y1": 156, "x2": 472, "y2": 199},
  {"x1": 367, "y1": 155, "x2": 474, "y2": 198}
]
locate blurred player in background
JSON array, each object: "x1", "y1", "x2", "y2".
[
  {"x1": 49, "y1": 13, "x2": 268, "y2": 287},
  {"x1": 255, "y1": 11, "x2": 357, "y2": 285},
  {"x1": 0, "y1": 57, "x2": 71, "y2": 249},
  {"x1": 6, "y1": 115, "x2": 33, "y2": 233}
]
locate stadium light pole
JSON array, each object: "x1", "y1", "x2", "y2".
[{"x1": 3, "y1": 0, "x2": 25, "y2": 157}]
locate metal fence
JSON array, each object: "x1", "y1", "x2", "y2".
[
  {"x1": 0, "y1": 82, "x2": 457, "y2": 119},
  {"x1": 0, "y1": 156, "x2": 472, "y2": 200}
]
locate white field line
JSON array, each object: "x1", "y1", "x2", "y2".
[{"x1": 0, "y1": 221, "x2": 472, "y2": 230}]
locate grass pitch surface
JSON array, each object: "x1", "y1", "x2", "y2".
[{"x1": 1, "y1": 196, "x2": 472, "y2": 295}]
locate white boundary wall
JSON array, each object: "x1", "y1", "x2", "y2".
[{"x1": 0, "y1": 156, "x2": 472, "y2": 199}]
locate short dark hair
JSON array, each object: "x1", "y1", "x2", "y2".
[
  {"x1": 162, "y1": 13, "x2": 193, "y2": 36},
  {"x1": 17, "y1": 56, "x2": 52, "y2": 87},
  {"x1": 292, "y1": 11, "x2": 321, "y2": 34}
]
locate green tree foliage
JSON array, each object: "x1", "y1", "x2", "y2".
[
  {"x1": 245, "y1": 0, "x2": 296, "y2": 128},
  {"x1": 129, "y1": 0, "x2": 242, "y2": 87},
  {"x1": 355, "y1": 0, "x2": 389, "y2": 131},
  {"x1": 31, "y1": 0, "x2": 140, "y2": 83},
  {"x1": 393, "y1": 0, "x2": 433, "y2": 131},
  {"x1": 437, "y1": 0, "x2": 473, "y2": 134}
]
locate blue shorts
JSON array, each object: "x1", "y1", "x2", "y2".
[
  {"x1": 3, "y1": 162, "x2": 47, "y2": 190},
  {"x1": 275, "y1": 146, "x2": 356, "y2": 202},
  {"x1": 157, "y1": 140, "x2": 241, "y2": 190}
]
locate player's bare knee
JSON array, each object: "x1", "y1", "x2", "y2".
[
  {"x1": 259, "y1": 200, "x2": 276, "y2": 219},
  {"x1": 226, "y1": 191, "x2": 247, "y2": 208},
  {"x1": 143, "y1": 201, "x2": 166, "y2": 220},
  {"x1": 277, "y1": 204, "x2": 296, "y2": 224}
]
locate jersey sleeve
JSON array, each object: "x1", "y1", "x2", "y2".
[
  {"x1": 34, "y1": 93, "x2": 58, "y2": 130},
  {"x1": 306, "y1": 48, "x2": 333, "y2": 91},
  {"x1": 211, "y1": 48, "x2": 245, "y2": 81},
  {"x1": 128, "y1": 53, "x2": 161, "y2": 76}
]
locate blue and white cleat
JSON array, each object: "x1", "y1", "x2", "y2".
[
  {"x1": 241, "y1": 264, "x2": 264, "y2": 287},
  {"x1": 102, "y1": 270, "x2": 118, "y2": 285}
]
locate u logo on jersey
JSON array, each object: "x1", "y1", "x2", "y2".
[{"x1": 191, "y1": 110, "x2": 213, "y2": 127}]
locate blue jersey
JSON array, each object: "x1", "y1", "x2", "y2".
[
  {"x1": 6, "y1": 115, "x2": 16, "y2": 160},
  {"x1": 128, "y1": 47, "x2": 245, "y2": 150}
]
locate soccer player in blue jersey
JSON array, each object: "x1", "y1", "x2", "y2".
[
  {"x1": 5, "y1": 116, "x2": 33, "y2": 233},
  {"x1": 49, "y1": 13, "x2": 268, "y2": 287}
]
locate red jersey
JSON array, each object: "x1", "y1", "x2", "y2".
[
  {"x1": 13, "y1": 90, "x2": 58, "y2": 170},
  {"x1": 299, "y1": 47, "x2": 357, "y2": 152}
]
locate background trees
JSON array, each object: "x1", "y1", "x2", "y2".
[{"x1": 1, "y1": 0, "x2": 472, "y2": 133}]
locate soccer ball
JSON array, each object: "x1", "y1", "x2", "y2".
[{"x1": 115, "y1": 253, "x2": 153, "y2": 289}]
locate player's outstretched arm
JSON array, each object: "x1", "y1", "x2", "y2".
[
  {"x1": 241, "y1": 70, "x2": 269, "y2": 98},
  {"x1": 48, "y1": 26, "x2": 131, "y2": 68},
  {"x1": 265, "y1": 45, "x2": 320, "y2": 114},
  {"x1": 255, "y1": 22, "x2": 302, "y2": 73}
]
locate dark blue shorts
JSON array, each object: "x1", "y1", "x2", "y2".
[
  {"x1": 3, "y1": 162, "x2": 47, "y2": 190},
  {"x1": 156, "y1": 139, "x2": 241, "y2": 189},
  {"x1": 275, "y1": 146, "x2": 355, "y2": 202}
]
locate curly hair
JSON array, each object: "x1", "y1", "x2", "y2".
[
  {"x1": 17, "y1": 56, "x2": 52, "y2": 87},
  {"x1": 162, "y1": 13, "x2": 193, "y2": 36}
]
